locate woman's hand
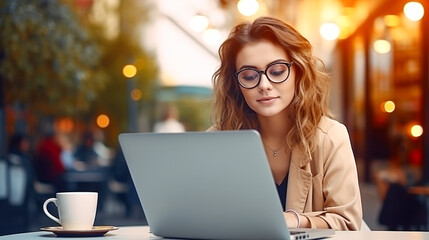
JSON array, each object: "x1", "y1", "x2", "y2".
[
  {"x1": 284, "y1": 211, "x2": 312, "y2": 228},
  {"x1": 284, "y1": 211, "x2": 300, "y2": 228}
]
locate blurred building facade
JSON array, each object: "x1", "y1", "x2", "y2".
[
  {"x1": 218, "y1": 0, "x2": 428, "y2": 185},
  {"x1": 330, "y1": 0, "x2": 428, "y2": 184}
]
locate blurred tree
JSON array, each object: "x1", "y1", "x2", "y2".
[
  {"x1": 90, "y1": 34, "x2": 158, "y2": 145},
  {"x1": 0, "y1": 0, "x2": 106, "y2": 157},
  {"x1": 0, "y1": 0, "x2": 106, "y2": 115},
  {"x1": 82, "y1": 0, "x2": 159, "y2": 145},
  {"x1": 176, "y1": 98, "x2": 212, "y2": 131},
  {"x1": 0, "y1": 0, "x2": 159, "y2": 148}
]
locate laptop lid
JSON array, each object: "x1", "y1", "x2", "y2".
[{"x1": 119, "y1": 130, "x2": 334, "y2": 240}]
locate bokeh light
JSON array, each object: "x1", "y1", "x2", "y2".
[
  {"x1": 189, "y1": 14, "x2": 209, "y2": 33},
  {"x1": 122, "y1": 64, "x2": 137, "y2": 78},
  {"x1": 237, "y1": 0, "x2": 259, "y2": 16},
  {"x1": 382, "y1": 100, "x2": 395, "y2": 113},
  {"x1": 410, "y1": 124, "x2": 423, "y2": 138},
  {"x1": 203, "y1": 28, "x2": 221, "y2": 46},
  {"x1": 131, "y1": 88, "x2": 142, "y2": 101},
  {"x1": 96, "y1": 114, "x2": 110, "y2": 128},
  {"x1": 373, "y1": 39, "x2": 391, "y2": 54},
  {"x1": 404, "y1": 1, "x2": 424, "y2": 22},
  {"x1": 55, "y1": 117, "x2": 74, "y2": 133},
  {"x1": 320, "y1": 23, "x2": 340, "y2": 40}
]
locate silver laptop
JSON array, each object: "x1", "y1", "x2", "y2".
[{"x1": 119, "y1": 130, "x2": 335, "y2": 240}]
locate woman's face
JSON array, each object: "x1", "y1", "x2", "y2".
[{"x1": 235, "y1": 40, "x2": 295, "y2": 118}]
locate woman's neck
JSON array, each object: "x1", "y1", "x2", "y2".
[{"x1": 257, "y1": 109, "x2": 292, "y2": 144}]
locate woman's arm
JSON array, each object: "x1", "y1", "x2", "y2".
[
  {"x1": 285, "y1": 120, "x2": 362, "y2": 230},
  {"x1": 284, "y1": 211, "x2": 329, "y2": 228},
  {"x1": 312, "y1": 122, "x2": 362, "y2": 230}
]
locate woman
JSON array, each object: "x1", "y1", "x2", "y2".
[{"x1": 209, "y1": 16, "x2": 362, "y2": 230}]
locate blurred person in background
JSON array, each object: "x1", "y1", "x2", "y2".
[
  {"x1": 208, "y1": 17, "x2": 362, "y2": 230},
  {"x1": 33, "y1": 131, "x2": 65, "y2": 189},
  {"x1": 56, "y1": 132, "x2": 77, "y2": 171},
  {"x1": 8, "y1": 133, "x2": 32, "y2": 171},
  {"x1": 375, "y1": 132, "x2": 425, "y2": 230},
  {"x1": 74, "y1": 130, "x2": 114, "y2": 169},
  {"x1": 153, "y1": 104, "x2": 185, "y2": 133},
  {"x1": 93, "y1": 129, "x2": 114, "y2": 167},
  {"x1": 73, "y1": 131, "x2": 99, "y2": 170}
]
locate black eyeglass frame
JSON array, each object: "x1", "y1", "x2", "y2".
[{"x1": 235, "y1": 61, "x2": 294, "y2": 89}]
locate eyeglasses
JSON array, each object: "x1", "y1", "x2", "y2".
[{"x1": 235, "y1": 61, "x2": 293, "y2": 89}]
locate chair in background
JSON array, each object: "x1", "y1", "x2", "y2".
[
  {"x1": 378, "y1": 182, "x2": 427, "y2": 230},
  {"x1": 0, "y1": 154, "x2": 34, "y2": 235}
]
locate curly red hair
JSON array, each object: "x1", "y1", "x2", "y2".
[{"x1": 211, "y1": 16, "x2": 332, "y2": 152}]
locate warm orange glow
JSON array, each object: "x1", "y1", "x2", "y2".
[
  {"x1": 337, "y1": 15, "x2": 352, "y2": 39},
  {"x1": 384, "y1": 15, "x2": 400, "y2": 27},
  {"x1": 55, "y1": 118, "x2": 74, "y2": 133},
  {"x1": 131, "y1": 89, "x2": 142, "y2": 101},
  {"x1": 96, "y1": 114, "x2": 110, "y2": 128},
  {"x1": 122, "y1": 64, "x2": 137, "y2": 78}
]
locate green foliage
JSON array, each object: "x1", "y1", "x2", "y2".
[
  {"x1": 87, "y1": 0, "x2": 159, "y2": 136},
  {"x1": 0, "y1": 0, "x2": 107, "y2": 115},
  {"x1": 176, "y1": 98, "x2": 213, "y2": 131},
  {"x1": 91, "y1": 34, "x2": 159, "y2": 135},
  {"x1": 154, "y1": 86, "x2": 214, "y2": 131},
  {"x1": 0, "y1": 0, "x2": 159, "y2": 142}
]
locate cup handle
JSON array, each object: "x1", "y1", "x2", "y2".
[{"x1": 43, "y1": 198, "x2": 61, "y2": 225}]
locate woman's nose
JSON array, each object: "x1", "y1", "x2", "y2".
[{"x1": 257, "y1": 73, "x2": 272, "y2": 91}]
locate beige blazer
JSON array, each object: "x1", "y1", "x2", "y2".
[
  {"x1": 208, "y1": 116, "x2": 362, "y2": 230},
  {"x1": 286, "y1": 116, "x2": 362, "y2": 230}
]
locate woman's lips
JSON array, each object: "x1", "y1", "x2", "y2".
[{"x1": 257, "y1": 96, "x2": 279, "y2": 103}]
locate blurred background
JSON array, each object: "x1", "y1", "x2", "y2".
[{"x1": 0, "y1": 0, "x2": 428, "y2": 235}]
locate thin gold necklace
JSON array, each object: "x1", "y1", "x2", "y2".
[{"x1": 263, "y1": 141, "x2": 288, "y2": 157}]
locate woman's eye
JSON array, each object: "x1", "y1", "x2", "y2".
[
  {"x1": 270, "y1": 69, "x2": 286, "y2": 76},
  {"x1": 242, "y1": 74, "x2": 258, "y2": 81},
  {"x1": 240, "y1": 70, "x2": 258, "y2": 81},
  {"x1": 269, "y1": 64, "x2": 288, "y2": 76}
]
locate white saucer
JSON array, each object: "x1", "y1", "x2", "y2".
[{"x1": 40, "y1": 226, "x2": 119, "y2": 237}]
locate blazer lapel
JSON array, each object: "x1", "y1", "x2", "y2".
[{"x1": 285, "y1": 145, "x2": 312, "y2": 212}]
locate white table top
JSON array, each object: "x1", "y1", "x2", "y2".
[{"x1": 0, "y1": 226, "x2": 428, "y2": 240}]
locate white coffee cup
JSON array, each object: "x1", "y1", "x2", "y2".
[{"x1": 43, "y1": 192, "x2": 98, "y2": 230}]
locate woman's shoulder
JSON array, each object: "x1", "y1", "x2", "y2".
[
  {"x1": 314, "y1": 117, "x2": 353, "y2": 159},
  {"x1": 317, "y1": 116, "x2": 348, "y2": 136}
]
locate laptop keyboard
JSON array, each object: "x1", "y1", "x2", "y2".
[{"x1": 290, "y1": 231, "x2": 310, "y2": 239}]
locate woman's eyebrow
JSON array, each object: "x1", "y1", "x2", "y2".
[
  {"x1": 269, "y1": 59, "x2": 290, "y2": 65},
  {"x1": 237, "y1": 59, "x2": 289, "y2": 71},
  {"x1": 237, "y1": 64, "x2": 257, "y2": 71}
]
